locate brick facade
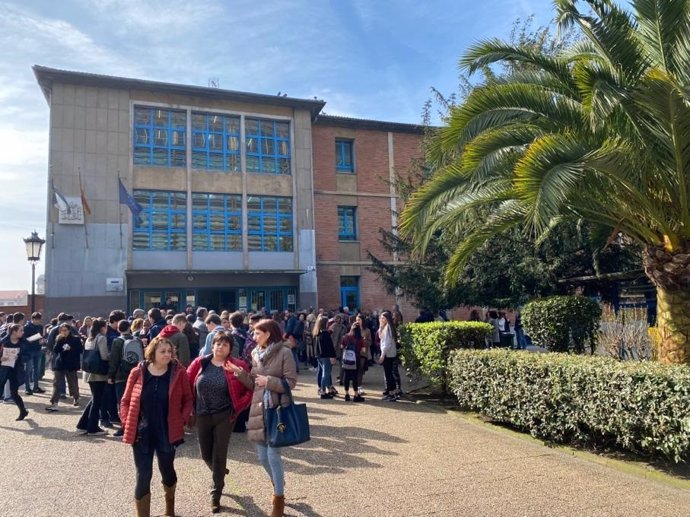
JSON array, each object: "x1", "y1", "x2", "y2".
[{"x1": 312, "y1": 116, "x2": 424, "y2": 321}]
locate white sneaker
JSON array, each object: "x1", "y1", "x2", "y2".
[{"x1": 45, "y1": 404, "x2": 59, "y2": 412}]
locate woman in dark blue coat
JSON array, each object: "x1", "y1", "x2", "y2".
[{"x1": 45, "y1": 323, "x2": 83, "y2": 411}]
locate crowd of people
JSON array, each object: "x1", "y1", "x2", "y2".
[{"x1": 0, "y1": 303, "x2": 405, "y2": 517}]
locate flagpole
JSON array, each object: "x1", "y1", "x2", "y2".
[
  {"x1": 79, "y1": 167, "x2": 89, "y2": 248},
  {"x1": 118, "y1": 171, "x2": 123, "y2": 249}
]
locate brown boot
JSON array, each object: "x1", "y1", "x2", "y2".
[
  {"x1": 271, "y1": 495, "x2": 285, "y2": 517},
  {"x1": 163, "y1": 483, "x2": 176, "y2": 516},
  {"x1": 134, "y1": 493, "x2": 151, "y2": 517}
]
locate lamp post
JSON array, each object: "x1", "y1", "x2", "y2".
[{"x1": 23, "y1": 231, "x2": 45, "y2": 314}]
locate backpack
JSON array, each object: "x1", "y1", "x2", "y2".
[
  {"x1": 231, "y1": 329, "x2": 247, "y2": 359},
  {"x1": 121, "y1": 337, "x2": 143, "y2": 375},
  {"x1": 241, "y1": 333, "x2": 258, "y2": 364},
  {"x1": 342, "y1": 338, "x2": 358, "y2": 370}
]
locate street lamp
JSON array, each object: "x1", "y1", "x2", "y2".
[{"x1": 23, "y1": 231, "x2": 45, "y2": 314}]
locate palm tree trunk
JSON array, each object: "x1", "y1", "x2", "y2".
[{"x1": 643, "y1": 244, "x2": 690, "y2": 364}]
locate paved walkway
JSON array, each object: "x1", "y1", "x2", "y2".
[{"x1": 1, "y1": 365, "x2": 689, "y2": 517}]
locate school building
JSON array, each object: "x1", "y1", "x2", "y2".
[{"x1": 33, "y1": 66, "x2": 424, "y2": 319}]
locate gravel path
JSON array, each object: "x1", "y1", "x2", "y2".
[{"x1": 1, "y1": 365, "x2": 689, "y2": 516}]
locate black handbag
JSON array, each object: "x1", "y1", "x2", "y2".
[
  {"x1": 82, "y1": 347, "x2": 108, "y2": 374},
  {"x1": 264, "y1": 378, "x2": 310, "y2": 448}
]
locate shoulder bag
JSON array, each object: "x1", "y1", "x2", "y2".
[{"x1": 264, "y1": 378, "x2": 310, "y2": 448}]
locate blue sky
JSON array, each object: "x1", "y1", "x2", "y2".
[{"x1": 0, "y1": 0, "x2": 555, "y2": 292}]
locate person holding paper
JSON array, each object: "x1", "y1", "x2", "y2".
[
  {"x1": 45, "y1": 323, "x2": 83, "y2": 411},
  {"x1": 0, "y1": 324, "x2": 29, "y2": 420}
]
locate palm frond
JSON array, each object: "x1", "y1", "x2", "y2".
[
  {"x1": 444, "y1": 201, "x2": 527, "y2": 284},
  {"x1": 634, "y1": 0, "x2": 690, "y2": 78}
]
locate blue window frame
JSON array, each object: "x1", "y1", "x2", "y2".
[
  {"x1": 336, "y1": 139, "x2": 354, "y2": 172},
  {"x1": 338, "y1": 206, "x2": 357, "y2": 240},
  {"x1": 247, "y1": 196, "x2": 293, "y2": 251},
  {"x1": 245, "y1": 118, "x2": 291, "y2": 175},
  {"x1": 133, "y1": 107, "x2": 186, "y2": 167},
  {"x1": 340, "y1": 276, "x2": 360, "y2": 311},
  {"x1": 191, "y1": 112, "x2": 241, "y2": 172},
  {"x1": 191, "y1": 193, "x2": 242, "y2": 251},
  {"x1": 133, "y1": 190, "x2": 187, "y2": 250}
]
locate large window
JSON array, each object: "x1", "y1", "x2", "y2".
[
  {"x1": 247, "y1": 196, "x2": 293, "y2": 251},
  {"x1": 338, "y1": 206, "x2": 357, "y2": 240},
  {"x1": 133, "y1": 107, "x2": 186, "y2": 167},
  {"x1": 191, "y1": 112, "x2": 241, "y2": 171},
  {"x1": 133, "y1": 190, "x2": 187, "y2": 250},
  {"x1": 245, "y1": 118, "x2": 291, "y2": 175},
  {"x1": 336, "y1": 139, "x2": 354, "y2": 173},
  {"x1": 191, "y1": 193, "x2": 242, "y2": 251}
]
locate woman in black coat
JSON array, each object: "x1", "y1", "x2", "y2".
[
  {"x1": 0, "y1": 324, "x2": 29, "y2": 420},
  {"x1": 45, "y1": 323, "x2": 83, "y2": 411}
]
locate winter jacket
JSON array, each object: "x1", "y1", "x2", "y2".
[
  {"x1": 108, "y1": 333, "x2": 139, "y2": 383},
  {"x1": 147, "y1": 318, "x2": 167, "y2": 342},
  {"x1": 119, "y1": 360, "x2": 193, "y2": 446},
  {"x1": 186, "y1": 355, "x2": 253, "y2": 422},
  {"x1": 315, "y1": 330, "x2": 336, "y2": 359},
  {"x1": 53, "y1": 334, "x2": 83, "y2": 371},
  {"x1": 159, "y1": 325, "x2": 191, "y2": 366},
  {"x1": 0, "y1": 335, "x2": 28, "y2": 370},
  {"x1": 235, "y1": 342, "x2": 297, "y2": 444},
  {"x1": 83, "y1": 334, "x2": 109, "y2": 383}
]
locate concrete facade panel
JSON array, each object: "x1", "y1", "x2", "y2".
[
  {"x1": 132, "y1": 251, "x2": 187, "y2": 270},
  {"x1": 246, "y1": 174, "x2": 292, "y2": 196},
  {"x1": 192, "y1": 172, "x2": 243, "y2": 194},
  {"x1": 131, "y1": 90, "x2": 294, "y2": 119},
  {"x1": 248, "y1": 252, "x2": 296, "y2": 270},
  {"x1": 192, "y1": 252, "x2": 244, "y2": 270},
  {"x1": 134, "y1": 168, "x2": 187, "y2": 192}
]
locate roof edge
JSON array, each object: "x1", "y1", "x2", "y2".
[
  {"x1": 314, "y1": 114, "x2": 426, "y2": 134},
  {"x1": 32, "y1": 65, "x2": 326, "y2": 118}
]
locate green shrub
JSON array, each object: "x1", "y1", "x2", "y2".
[
  {"x1": 399, "y1": 321, "x2": 493, "y2": 393},
  {"x1": 522, "y1": 295, "x2": 602, "y2": 353},
  {"x1": 448, "y1": 349, "x2": 690, "y2": 463}
]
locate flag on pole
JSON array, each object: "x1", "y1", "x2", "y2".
[
  {"x1": 80, "y1": 185, "x2": 92, "y2": 215},
  {"x1": 78, "y1": 168, "x2": 91, "y2": 216},
  {"x1": 51, "y1": 180, "x2": 71, "y2": 214},
  {"x1": 118, "y1": 178, "x2": 143, "y2": 224}
]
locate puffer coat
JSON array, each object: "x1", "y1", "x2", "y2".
[
  {"x1": 235, "y1": 342, "x2": 297, "y2": 444},
  {"x1": 119, "y1": 360, "x2": 193, "y2": 446}
]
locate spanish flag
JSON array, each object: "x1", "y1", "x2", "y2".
[{"x1": 80, "y1": 185, "x2": 92, "y2": 215}]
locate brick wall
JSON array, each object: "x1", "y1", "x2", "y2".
[{"x1": 312, "y1": 122, "x2": 423, "y2": 321}]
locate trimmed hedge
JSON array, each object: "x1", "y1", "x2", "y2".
[
  {"x1": 399, "y1": 322, "x2": 493, "y2": 393},
  {"x1": 522, "y1": 295, "x2": 602, "y2": 353},
  {"x1": 448, "y1": 349, "x2": 690, "y2": 463}
]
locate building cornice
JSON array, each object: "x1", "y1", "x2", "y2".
[{"x1": 33, "y1": 65, "x2": 327, "y2": 120}]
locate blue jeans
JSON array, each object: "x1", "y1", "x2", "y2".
[
  {"x1": 317, "y1": 358, "x2": 332, "y2": 392},
  {"x1": 516, "y1": 328, "x2": 527, "y2": 349},
  {"x1": 24, "y1": 347, "x2": 43, "y2": 391},
  {"x1": 291, "y1": 348, "x2": 300, "y2": 372},
  {"x1": 256, "y1": 443, "x2": 285, "y2": 496}
]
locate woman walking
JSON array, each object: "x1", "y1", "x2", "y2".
[
  {"x1": 45, "y1": 323, "x2": 82, "y2": 411},
  {"x1": 120, "y1": 336, "x2": 193, "y2": 517},
  {"x1": 76, "y1": 319, "x2": 110, "y2": 435},
  {"x1": 0, "y1": 324, "x2": 29, "y2": 421},
  {"x1": 313, "y1": 315, "x2": 336, "y2": 399},
  {"x1": 226, "y1": 319, "x2": 297, "y2": 517},
  {"x1": 187, "y1": 332, "x2": 252, "y2": 513}
]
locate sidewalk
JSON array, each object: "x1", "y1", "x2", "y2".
[{"x1": 0, "y1": 364, "x2": 688, "y2": 516}]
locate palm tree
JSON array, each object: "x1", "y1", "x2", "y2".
[{"x1": 400, "y1": 0, "x2": 690, "y2": 364}]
